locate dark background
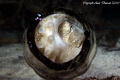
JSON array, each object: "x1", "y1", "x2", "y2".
[{"x1": 0, "y1": 0, "x2": 120, "y2": 50}]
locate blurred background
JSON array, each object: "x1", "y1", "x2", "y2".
[{"x1": 0, "y1": 0, "x2": 120, "y2": 80}]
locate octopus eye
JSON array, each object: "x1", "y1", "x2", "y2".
[{"x1": 24, "y1": 7, "x2": 97, "y2": 80}]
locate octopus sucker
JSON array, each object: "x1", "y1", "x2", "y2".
[{"x1": 24, "y1": 7, "x2": 97, "y2": 80}]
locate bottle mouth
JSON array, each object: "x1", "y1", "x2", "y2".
[{"x1": 25, "y1": 7, "x2": 95, "y2": 71}]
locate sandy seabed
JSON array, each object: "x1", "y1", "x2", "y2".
[{"x1": 0, "y1": 44, "x2": 120, "y2": 80}]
